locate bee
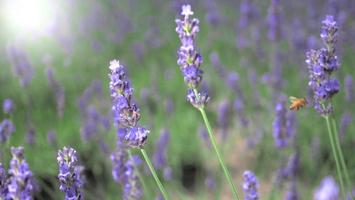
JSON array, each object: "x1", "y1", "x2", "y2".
[{"x1": 289, "y1": 96, "x2": 307, "y2": 110}]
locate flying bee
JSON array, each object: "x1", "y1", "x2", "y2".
[{"x1": 289, "y1": 96, "x2": 307, "y2": 111}]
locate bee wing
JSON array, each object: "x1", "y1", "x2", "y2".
[{"x1": 289, "y1": 96, "x2": 298, "y2": 102}]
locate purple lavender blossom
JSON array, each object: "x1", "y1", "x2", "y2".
[
  {"x1": 285, "y1": 181, "x2": 299, "y2": 200},
  {"x1": 3, "y1": 99, "x2": 14, "y2": 115},
  {"x1": 57, "y1": 147, "x2": 83, "y2": 200},
  {"x1": 234, "y1": 98, "x2": 249, "y2": 127},
  {"x1": 306, "y1": 16, "x2": 340, "y2": 116},
  {"x1": 6, "y1": 44, "x2": 34, "y2": 87},
  {"x1": 26, "y1": 126, "x2": 36, "y2": 146},
  {"x1": 45, "y1": 67, "x2": 65, "y2": 118},
  {"x1": 217, "y1": 100, "x2": 231, "y2": 136},
  {"x1": 237, "y1": 0, "x2": 259, "y2": 48},
  {"x1": 204, "y1": 0, "x2": 222, "y2": 27},
  {"x1": 123, "y1": 156, "x2": 142, "y2": 200},
  {"x1": 111, "y1": 143, "x2": 128, "y2": 184},
  {"x1": 7, "y1": 147, "x2": 34, "y2": 200},
  {"x1": 267, "y1": 0, "x2": 282, "y2": 42},
  {"x1": 344, "y1": 75, "x2": 354, "y2": 102},
  {"x1": 242, "y1": 170, "x2": 259, "y2": 200},
  {"x1": 314, "y1": 176, "x2": 339, "y2": 200},
  {"x1": 109, "y1": 60, "x2": 149, "y2": 148},
  {"x1": 0, "y1": 119, "x2": 15, "y2": 143},
  {"x1": 272, "y1": 97, "x2": 295, "y2": 148},
  {"x1": 176, "y1": 5, "x2": 209, "y2": 109},
  {"x1": 0, "y1": 163, "x2": 7, "y2": 198},
  {"x1": 153, "y1": 129, "x2": 170, "y2": 170},
  {"x1": 47, "y1": 130, "x2": 58, "y2": 147}
]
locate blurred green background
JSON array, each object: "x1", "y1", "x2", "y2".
[{"x1": 0, "y1": 0, "x2": 354, "y2": 199}]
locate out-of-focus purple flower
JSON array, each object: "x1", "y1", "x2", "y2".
[
  {"x1": 111, "y1": 143, "x2": 127, "y2": 184},
  {"x1": 77, "y1": 80, "x2": 111, "y2": 142},
  {"x1": 6, "y1": 44, "x2": 34, "y2": 87},
  {"x1": 204, "y1": 174, "x2": 216, "y2": 190},
  {"x1": 217, "y1": 100, "x2": 231, "y2": 136},
  {"x1": 339, "y1": 112, "x2": 351, "y2": 141},
  {"x1": 306, "y1": 16, "x2": 340, "y2": 116},
  {"x1": 234, "y1": 98, "x2": 249, "y2": 127},
  {"x1": 210, "y1": 52, "x2": 227, "y2": 78},
  {"x1": 164, "y1": 98, "x2": 174, "y2": 115},
  {"x1": 3, "y1": 99, "x2": 14, "y2": 115},
  {"x1": 163, "y1": 166, "x2": 172, "y2": 181},
  {"x1": 242, "y1": 170, "x2": 259, "y2": 200},
  {"x1": 226, "y1": 73, "x2": 244, "y2": 100},
  {"x1": 109, "y1": 60, "x2": 149, "y2": 148},
  {"x1": 272, "y1": 97, "x2": 296, "y2": 148},
  {"x1": 26, "y1": 126, "x2": 36, "y2": 146},
  {"x1": 0, "y1": 163, "x2": 7, "y2": 198},
  {"x1": 285, "y1": 181, "x2": 299, "y2": 200},
  {"x1": 45, "y1": 67, "x2": 65, "y2": 118},
  {"x1": 47, "y1": 130, "x2": 57, "y2": 147},
  {"x1": 176, "y1": 5, "x2": 209, "y2": 109},
  {"x1": 57, "y1": 147, "x2": 83, "y2": 200},
  {"x1": 267, "y1": 0, "x2": 283, "y2": 42},
  {"x1": 237, "y1": 0, "x2": 259, "y2": 48},
  {"x1": 0, "y1": 119, "x2": 15, "y2": 143},
  {"x1": 204, "y1": 0, "x2": 222, "y2": 27},
  {"x1": 7, "y1": 147, "x2": 34, "y2": 200},
  {"x1": 344, "y1": 75, "x2": 354, "y2": 102},
  {"x1": 153, "y1": 129, "x2": 170, "y2": 170},
  {"x1": 123, "y1": 156, "x2": 142, "y2": 200},
  {"x1": 275, "y1": 153, "x2": 299, "y2": 185},
  {"x1": 314, "y1": 176, "x2": 339, "y2": 200}
]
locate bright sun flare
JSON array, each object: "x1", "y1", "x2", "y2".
[{"x1": 2, "y1": 0, "x2": 55, "y2": 34}]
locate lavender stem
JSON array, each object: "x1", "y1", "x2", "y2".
[
  {"x1": 140, "y1": 149, "x2": 169, "y2": 200},
  {"x1": 198, "y1": 107, "x2": 240, "y2": 200}
]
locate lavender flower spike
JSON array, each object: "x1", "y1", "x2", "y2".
[
  {"x1": 57, "y1": 147, "x2": 83, "y2": 200},
  {"x1": 242, "y1": 171, "x2": 259, "y2": 200},
  {"x1": 176, "y1": 4, "x2": 209, "y2": 109},
  {"x1": 306, "y1": 15, "x2": 340, "y2": 116},
  {"x1": 109, "y1": 59, "x2": 149, "y2": 148},
  {"x1": 7, "y1": 147, "x2": 34, "y2": 200}
]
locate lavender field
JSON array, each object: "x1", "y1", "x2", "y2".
[{"x1": 0, "y1": 0, "x2": 355, "y2": 199}]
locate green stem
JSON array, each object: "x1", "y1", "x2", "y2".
[
  {"x1": 199, "y1": 108, "x2": 240, "y2": 200},
  {"x1": 330, "y1": 116, "x2": 352, "y2": 194},
  {"x1": 140, "y1": 149, "x2": 169, "y2": 200},
  {"x1": 325, "y1": 116, "x2": 346, "y2": 199},
  {"x1": 128, "y1": 150, "x2": 150, "y2": 199}
]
